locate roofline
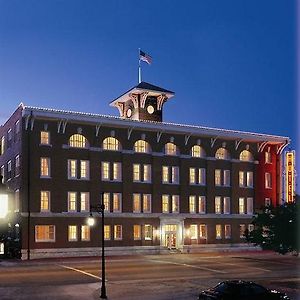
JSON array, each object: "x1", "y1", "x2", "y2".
[{"x1": 21, "y1": 105, "x2": 290, "y2": 144}]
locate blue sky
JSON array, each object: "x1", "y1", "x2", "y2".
[{"x1": 0, "y1": 0, "x2": 298, "y2": 190}]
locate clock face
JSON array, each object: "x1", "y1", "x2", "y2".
[
  {"x1": 147, "y1": 105, "x2": 155, "y2": 114},
  {"x1": 126, "y1": 108, "x2": 132, "y2": 118}
]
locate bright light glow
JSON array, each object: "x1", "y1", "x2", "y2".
[
  {"x1": 185, "y1": 229, "x2": 190, "y2": 237},
  {"x1": 0, "y1": 194, "x2": 8, "y2": 218},
  {"x1": 0, "y1": 242, "x2": 4, "y2": 254},
  {"x1": 15, "y1": 223, "x2": 20, "y2": 228},
  {"x1": 87, "y1": 216, "x2": 95, "y2": 226}
]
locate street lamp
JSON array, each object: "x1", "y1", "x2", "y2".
[{"x1": 88, "y1": 192, "x2": 107, "y2": 299}]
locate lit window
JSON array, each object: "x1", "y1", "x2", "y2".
[
  {"x1": 0, "y1": 136, "x2": 5, "y2": 155},
  {"x1": 68, "y1": 192, "x2": 77, "y2": 212},
  {"x1": 80, "y1": 192, "x2": 90, "y2": 212},
  {"x1": 199, "y1": 168, "x2": 206, "y2": 185},
  {"x1": 40, "y1": 131, "x2": 50, "y2": 145},
  {"x1": 144, "y1": 224, "x2": 152, "y2": 240},
  {"x1": 143, "y1": 164, "x2": 151, "y2": 183},
  {"x1": 114, "y1": 225, "x2": 122, "y2": 240},
  {"x1": 163, "y1": 166, "x2": 179, "y2": 184},
  {"x1": 223, "y1": 170, "x2": 230, "y2": 186},
  {"x1": 143, "y1": 194, "x2": 152, "y2": 213},
  {"x1": 133, "y1": 225, "x2": 141, "y2": 240},
  {"x1": 35, "y1": 225, "x2": 55, "y2": 242},
  {"x1": 215, "y1": 169, "x2": 221, "y2": 186},
  {"x1": 240, "y1": 150, "x2": 253, "y2": 162},
  {"x1": 113, "y1": 193, "x2": 122, "y2": 212},
  {"x1": 68, "y1": 225, "x2": 77, "y2": 241},
  {"x1": 216, "y1": 224, "x2": 222, "y2": 239},
  {"x1": 81, "y1": 225, "x2": 90, "y2": 241},
  {"x1": 190, "y1": 224, "x2": 198, "y2": 240},
  {"x1": 165, "y1": 142, "x2": 178, "y2": 156},
  {"x1": 162, "y1": 195, "x2": 169, "y2": 213},
  {"x1": 224, "y1": 225, "x2": 231, "y2": 239},
  {"x1": 134, "y1": 140, "x2": 150, "y2": 153},
  {"x1": 265, "y1": 173, "x2": 272, "y2": 188},
  {"x1": 191, "y1": 145, "x2": 206, "y2": 158},
  {"x1": 171, "y1": 166, "x2": 179, "y2": 184},
  {"x1": 189, "y1": 196, "x2": 196, "y2": 213},
  {"x1": 69, "y1": 134, "x2": 88, "y2": 148},
  {"x1": 162, "y1": 166, "x2": 169, "y2": 183},
  {"x1": 199, "y1": 224, "x2": 207, "y2": 239},
  {"x1": 102, "y1": 162, "x2": 110, "y2": 181},
  {"x1": 199, "y1": 196, "x2": 206, "y2": 214},
  {"x1": 215, "y1": 148, "x2": 230, "y2": 160},
  {"x1": 223, "y1": 197, "x2": 230, "y2": 214},
  {"x1": 68, "y1": 159, "x2": 77, "y2": 179},
  {"x1": 113, "y1": 162, "x2": 122, "y2": 181},
  {"x1": 103, "y1": 137, "x2": 120, "y2": 151},
  {"x1": 215, "y1": 197, "x2": 221, "y2": 214},
  {"x1": 40, "y1": 157, "x2": 50, "y2": 177},
  {"x1": 40, "y1": 191, "x2": 50, "y2": 212},
  {"x1": 189, "y1": 168, "x2": 196, "y2": 184},
  {"x1": 239, "y1": 171, "x2": 245, "y2": 187},
  {"x1": 172, "y1": 195, "x2": 179, "y2": 213},
  {"x1": 15, "y1": 155, "x2": 20, "y2": 176},
  {"x1": 247, "y1": 197, "x2": 253, "y2": 214},
  {"x1": 104, "y1": 225, "x2": 111, "y2": 240},
  {"x1": 133, "y1": 194, "x2": 141, "y2": 213},
  {"x1": 80, "y1": 160, "x2": 90, "y2": 179},
  {"x1": 239, "y1": 224, "x2": 246, "y2": 238},
  {"x1": 103, "y1": 193, "x2": 110, "y2": 212},
  {"x1": 246, "y1": 172, "x2": 253, "y2": 187},
  {"x1": 265, "y1": 152, "x2": 272, "y2": 164},
  {"x1": 239, "y1": 197, "x2": 245, "y2": 214},
  {"x1": 133, "y1": 164, "x2": 141, "y2": 182}
]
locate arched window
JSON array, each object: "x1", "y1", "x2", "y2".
[
  {"x1": 215, "y1": 148, "x2": 230, "y2": 160},
  {"x1": 165, "y1": 142, "x2": 178, "y2": 156},
  {"x1": 239, "y1": 150, "x2": 254, "y2": 162},
  {"x1": 69, "y1": 134, "x2": 88, "y2": 148},
  {"x1": 134, "y1": 140, "x2": 151, "y2": 153},
  {"x1": 191, "y1": 145, "x2": 206, "y2": 158},
  {"x1": 102, "y1": 137, "x2": 121, "y2": 151}
]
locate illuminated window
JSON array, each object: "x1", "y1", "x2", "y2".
[
  {"x1": 144, "y1": 224, "x2": 152, "y2": 240},
  {"x1": 80, "y1": 192, "x2": 89, "y2": 212},
  {"x1": 35, "y1": 225, "x2": 55, "y2": 242},
  {"x1": 103, "y1": 137, "x2": 120, "y2": 151},
  {"x1": 133, "y1": 164, "x2": 141, "y2": 181},
  {"x1": 239, "y1": 224, "x2": 246, "y2": 238},
  {"x1": 189, "y1": 168, "x2": 196, "y2": 184},
  {"x1": 104, "y1": 225, "x2": 111, "y2": 240},
  {"x1": 265, "y1": 152, "x2": 272, "y2": 164},
  {"x1": 265, "y1": 173, "x2": 272, "y2": 188},
  {"x1": 190, "y1": 224, "x2": 198, "y2": 240},
  {"x1": 162, "y1": 166, "x2": 169, "y2": 183},
  {"x1": 239, "y1": 197, "x2": 245, "y2": 214},
  {"x1": 40, "y1": 131, "x2": 50, "y2": 145},
  {"x1": 240, "y1": 150, "x2": 254, "y2": 162},
  {"x1": 133, "y1": 194, "x2": 141, "y2": 213},
  {"x1": 40, "y1": 157, "x2": 50, "y2": 177},
  {"x1": 223, "y1": 197, "x2": 230, "y2": 214},
  {"x1": 133, "y1": 225, "x2": 141, "y2": 240},
  {"x1": 199, "y1": 224, "x2": 207, "y2": 239},
  {"x1": 246, "y1": 172, "x2": 253, "y2": 187},
  {"x1": 80, "y1": 160, "x2": 90, "y2": 179},
  {"x1": 134, "y1": 140, "x2": 150, "y2": 153},
  {"x1": 0, "y1": 136, "x2": 5, "y2": 155},
  {"x1": 113, "y1": 162, "x2": 122, "y2": 181},
  {"x1": 162, "y1": 166, "x2": 179, "y2": 184},
  {"x1": 133, "y1": 164, "x2": 151, "y2": 182},
  {"x1": 113, "y1": 193, "x2": 122, "y2": 212},
  {"x1": 165, "y1": 143, "x2": 178, "y2": 156},
  {"x1": 143, "y1": 194, "x2": 152, "y2": 213},
  {"x1": 103, "y1": 193, "x2": 110, "y2": 212},
  {"x1": 239, "y1": 171, "x2": 245, "y2": 187},
  {"x1": 68, "y1": 225, "x2": 77, "y2": 241},
  {"x1": 15, "y1": 155, "x2": 20, "y2": 176},
  {"x1": 68, "y1": 192, "x2": 77, "y2": 212},
  {"x1": 224, "y1": 224, "x2": 231, "y2": 239},
  {"x1": 189, "y1": 196, "x2": 196, "y2": 213},
  {"x1": 68, "y1": 159, "x2": 77, "y2": 179},
  {"x1": 215, "y1": 169, "x2": 221, "y2": 186},
  {"x1": 171, "y1": 166, "x2": 179, "y2": 184},
  {"x1": 162, "y1": 195, "x2": 169, "y2": 213},
  {"x1": 172, "y1": 195, "x2": 179, "y2": 213},
  {"x1": 40, "y1": 191, "x2": 50, "y2": 212},
  {"x1": 215, "y1": 148, "x2": 230, "y2": 160},
  {"x1": 101, "y1": 162, "x2": 110, "y2": 181},
  {"x1": 215, "y1": 197, "x2": 221, "y2": 214},
  {"x1": 199, "y1": 196, "x2": 206, "y2": 214},
  {"x1": 216, "y1": 224, "x2": 222, "y2": 239},
  {"x1": 247, "y1": 197, "x2": 253, "y2": 214},
  {"x1": 69, "y1": 134, "x2": 88, "y2": 148},
  {"x1": 224, "y1": 170, "x2": 230, "y2": 186},
  {"x1": 191, "y1": 145, "x2": 206, "y2": 158},
  {"x1": 114, "y1": 225, "x2": 122, "y2": 240},
  {"x1": 143, "y1": 164, "x2": 151, "y2": 182},
  {"x1": 81, "y1": 225, "x2": 90, "y2": 241}
]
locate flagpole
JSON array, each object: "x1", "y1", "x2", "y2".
[{"x1": 138, "y1": 48, "x2": 142, "y2": 83}]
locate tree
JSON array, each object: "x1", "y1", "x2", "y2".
[{"x1": 246, "y1": 198, "x2": 299, "y2": 255}]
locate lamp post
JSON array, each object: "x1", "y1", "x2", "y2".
[{"x1": 88, "y1": 192, "x2": 107, "y2": 299}]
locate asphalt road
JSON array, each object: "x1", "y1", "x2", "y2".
[{"x1": 0, "y1": 251, "x2": 299, "y2": 300}]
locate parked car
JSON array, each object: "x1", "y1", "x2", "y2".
[{"x1": 198, "y1": 280, "x2": 290, "y2": 300}]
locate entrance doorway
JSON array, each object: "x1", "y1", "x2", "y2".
[{"x1": 164, "y1": 224, "x2": 177, "y2": 249}]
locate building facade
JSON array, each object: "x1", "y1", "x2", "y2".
[{"x1": 0, "y1": 82, "x2": 290, "y2": 259}]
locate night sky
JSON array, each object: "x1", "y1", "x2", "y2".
[{"x1": 0, "y1": 0, "x2": 298, "y2": 190}]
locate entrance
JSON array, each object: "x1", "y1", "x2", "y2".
[{"x1": 164, "y1": 224, "x2": 177, "y2": 249}]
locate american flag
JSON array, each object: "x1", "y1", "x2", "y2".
[{"x1": 139, "y1": 50, "x2": 152, "y2": 65}]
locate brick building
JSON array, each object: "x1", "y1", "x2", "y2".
[{"x1": 0, "y1": 82, "x2": 290, "y2": 259}]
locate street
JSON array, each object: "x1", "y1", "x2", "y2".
[{"x1": 0, "y1": 251, "x2": 299, "y2": 300}]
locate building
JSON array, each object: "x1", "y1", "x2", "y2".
[{"x1": 0, "y1": 82, "x2": 290, "y2": 259}]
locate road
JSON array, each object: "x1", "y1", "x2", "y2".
[{"x1": 0, "y1": 251, "x2": 299, "y2": 299}]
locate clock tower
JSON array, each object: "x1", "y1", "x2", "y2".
[{"x1": 110, "y1": 82, "x2": 174, "y2": 122}]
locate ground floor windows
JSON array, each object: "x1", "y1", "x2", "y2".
[
  {"x1": 35, "y1": 225, "x2": 55, "y2": 242},
  {"x1": 114, "y1": 225, "x2": 122, "y2": 240},
  {"x1": 133, "y1": 225, "x2": 141, "y2": 240},
  {"x1": 68, "y1": 225, "x2": 77, "y2": 241},
  {"x1": 81, "y1": 225, "x2": 90, "y2": 241}
]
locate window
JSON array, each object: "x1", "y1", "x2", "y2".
[
  {"x1": 265, "y1": 152, "x2": 272, "y2": 164},
  {"x1": 189, "y1": 168, "x2": 196, "y2": 184},
  {"x1": 133, "y1": 194, "x2": 141, "y2": 213},
  {"x1": 133, "y1": 164, "x2": 151, "y2": 182},
  {"x1": 189, "y1": 196, "x2": 196, "y2": 213},
  {"x1": 215, "y1": 148, "x2": 230, "y2": 160},
  {"x1": 240, "y1": 224, "x2": 246, "y2": 238},
  {"x1": 144, "y1": 224, "x2": 152, "y2": 240},
  {"x1": 190, "y1": 225, "x2": 198, "y2": 240},
  {"x1": 215, "y1": 169, "x2": 221, "y2": 186},
  {"x1": 0, "y1": 136, "x2": 5, "y2": 155},
  {"x1": 162, "y1": 166, "x2": 169, "y2": 183},
  {"x1": 133, "y1": 225, "x2": 141, "y2": 240},
  {"x1": 246, "y1": 172, "x2": 253, "y2": 187},
  {"x1": 247, "y1": 197, "x2": 253, "y2": 214},
  {"x1": 190, "y1": 196, "x2": 206, "y2": 213},
  {"x1": 68, "y1": 225, "x2": 77, "y2": 241},
  {"x1": 68, "y1": 159, "x2": 77, "y2": 179},
  {"x1": 15, "y1": 120, "x2": 20, "y2": 135},
  {"x1": 14, "y1": 189, "x2": 20, "y2": 212},
  {"x1": 143, "y1": 194, "x2": 152, "y2": 213},
  {"x1": 103, "y1": 193, "x2": 110, "y2": 212},
  {"x1": 80, "y1": 160, "x2": 90, "y2": 179},
  {"x1": 171, "y1": 166, "x2": 179, "y2": 184},
  {"x1": 165, "y1": 142, "x2": 178, "y2": 156},
  {"x1": 133, "y1": 164, "x2": 140, "y2": 181},
  {"x1": 113, "y1": 193, "x2": 122, "y2": 212},
  {"x1": 265, "y1": 173, "x2": 272, "y2": 188},
  {"x1": 114, "y1": 225, "x2": 122, "y2": 240},
  {"x1": 35, "y1": 225, "x2": 55, "y2": 242},
  {"x1": 199, "y1": 196, "x2": 206, "y2": 214},
  {"x1": 15, "y1": 155, "x2": 20, "y2": 176},
  {"x1": 40, "y1": 191, "x2": 50, "y2": 212},
  {"x1": 199, "y1": 224, "x2": 207, "y2": 239},
  {"x1": 223, "y1": 197, "x2": 230, "y2": 214},
  {"x1": 240, "y1": 150, "x2": 254, "y2": 162},
  {"x1": 7, "y1": 129, "x2": 12, "y2": 147},
  {"x1": 80, "y1": 192, "x2": 90, "y2": 212},
  {"x1": 162, "y1": 166, "x2": 179, "y2": 184},
  {"x1": 223, "y1": 170, "x2": 230, "y2": 186},
  {"x1": 191, "y1": 145, "x2": 206, "y2": 158},
  {"x1": 103, "y1": 137, "x2": 120, "y2": 151},
  {"x1": 215, "y1": 197, "x2": 221, "y2": 214},
  {"x1": 81, "y1": 225, "x2": 90, "y2": 241},
  {"x1": 265, "y1": 198, "x2": 271, "y2": 206},
  {"x1": 69, "y1": 134, "x2": 88, "y2": 148},
  {"x1": 172, "y1": 195, "x2": 179, "y2": 213},
  {"x1": 101, "y1": 162, "x2": 110, "y2": 181},
  {"x1": 248, "y1": 224, "x2": 254, "y2": 232},
  {"x1": 216, "y1": 224, "x2": 222, "y2": 239},
  {"x1": 239, "y1": 171, "x2": 254, "y2": 188},
  {"x1": 7, "y1": 160, "x2": 12, "y2": 179},
  {"x1": 239, "y1": 198, "x2": 245, "y2": 214},
  {"x1": 104, "y1": 225, "x2": 111, "y2": 240},
  {"x1": 68, "y1": 192, "x2": 77, "y2": 212},
  {"x1": 40, "y1": 157, "x2": 50, "y2": 177},
  {"x1": 134, "y1": 140, "x2": 150, "y2": 153},
  {"x1": 40, "y1": 131, "x2": 50, "y2": 145},
  {"x1": 189, "y1": 168, "x2": 206, "y2": 185},
  {"x1": 239, "y1": 171, "x2": 245, "y2": 187},
  {"x1": 143, "y1": 164, "x2": 151, "y2": 183},
  {"x1": 0, "y1": 165, "x2": 4, "y2": 182},
  {"x1": 224, "y1": 225, "x2": 231, "y2": 239},
  {"x1": 162, "y1": 195, "x2": 169, "y2": 213},
  {"x1": 112, "y1": 162, "x2": 122, "y2": 181}
]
